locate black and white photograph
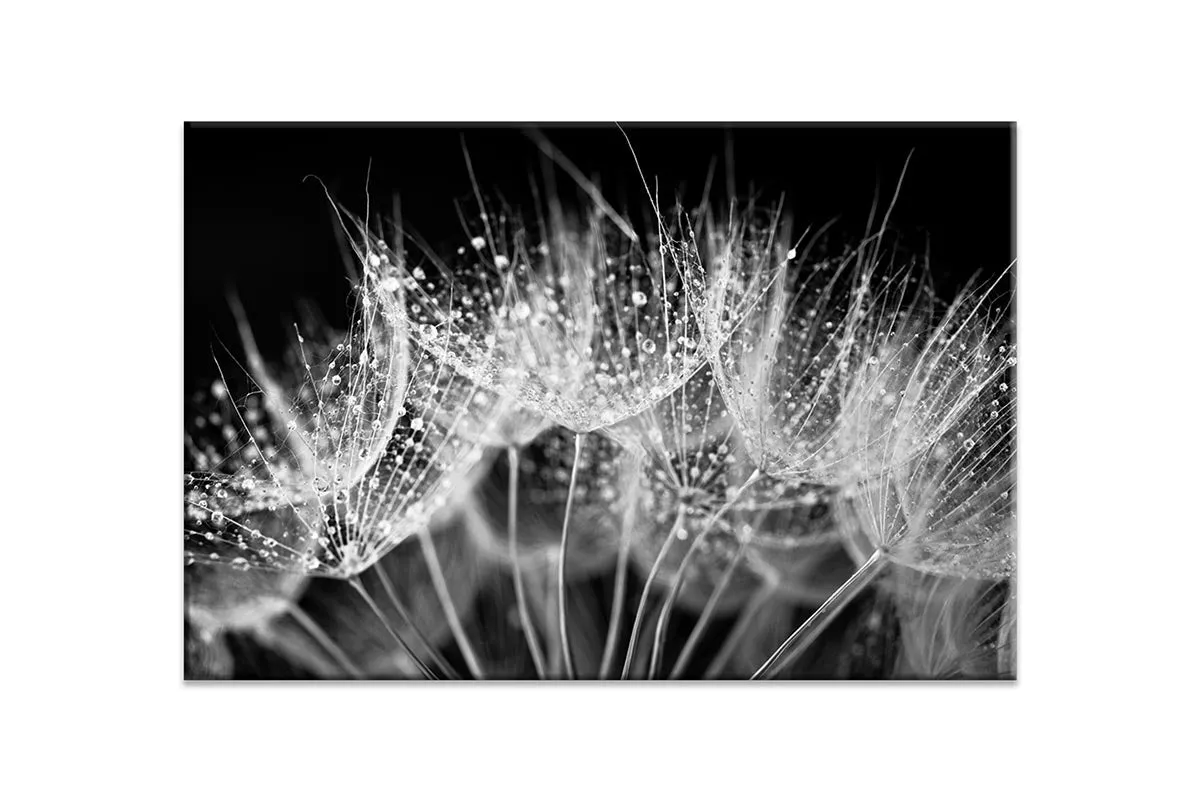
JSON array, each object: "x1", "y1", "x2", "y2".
[
  {"x1": 10, "y1": 5, "x2": 1197, "y2": 805},
  {"x1": 184, "y1": 124, "x2": 1015, "y2": 680}
]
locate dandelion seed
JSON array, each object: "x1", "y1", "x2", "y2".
[{"x1": 751, "y1": 276, "x2": 1016, "y2": 678}]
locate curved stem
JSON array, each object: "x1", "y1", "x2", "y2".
[
  {"x1": 416, "y1": 526, "x2": 485, "y2": 680},
  {"x1": 372, "y1": 564, "x2": 460, "y2": 679},
  {"x1": 648, "y1": 468, "x2": 762, "y2": 679},
  {"x1": 598, "y1": 537, "x2": 631, "y2": 679},
  {"x1": 348, "y1": 576, "x2": 437, "y2": 680},
  {"x1": 647, "y1": 534, "x2": 706, "y2": 679},
  {"x1": 704, "y1": 581, "x2": 777, "y2": 678},
  {"x1": 285, "y1": 602, "x2": 364, "y2": 679},
  {"x1": 669, "y1": 541, "x2": 749, "y2": 679},
  {"x1": 507, "y1": 444, "x2": 547, "y2": 679},
  {"x1": 556, "y1": 432, "x2": 584, "y2": 680},
  {"x1": 621, "y1": 505, "x2": 687, "y2": 679},
  {"x1": 750, "y1": 548, "x2": 888, "y2": 680},
  {"x1": 537, "y1": 562, "x2": 563, "y2": 675}
]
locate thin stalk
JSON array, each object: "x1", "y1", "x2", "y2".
[
  {"x1": 372, "y1": 563, "x2": 460, "y2": 679},
  {"x1": 599, "y1": 480, "x2": 642, "y2": 679},
  {"x1": 621, "y1": 505, "x2": 688, "y2": 679},
  {"x1": 416, "y1": 526, "x2": 485, "y2": 680},
  {"x1": 348, "y1": 576, "x2": 437, "y2": 680},
  {"x1": 285, "y1": 602, "x2": 365, "y2": 680},
  {"x1": 556, "y1": 432, "x2": 584, "y2": 680},
  {"x1": 535, "y1": 561, "x2": 563, "y2": 676},
  {"x1": 669, "y1": 541, "x2": 749, "y2": 679},
  {"x1": 648, "y1": 469, "x2": 762, "y2": 678},
  {"x1": 598, "y1": 538, "x2": 631, "y2": 679},
  {"x1": 647, "y1": 534, "x2": 707, "y2": 679},
  {"x1": 507, "y1": 444, "x2": 547, "y2": 679},
  {"x1": 704, "y1": 582, "x2": 777, "y2": 678},
  {"x1": 751, "y1": 548, "x2": 888, "y2": 680}
]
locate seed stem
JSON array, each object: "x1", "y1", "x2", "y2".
[
  {"x1": 669, "y1": 541, "x2": 749, "y2": 679},
  {"x1": 704, "y1": 581, "x2": 777, "y2": 678},
  {"x1": 621, "y1": 505, "x2": 687, "y2": 679},
  {"x1": 372, "y1": 563, "x2": 460, "y2": 679},
  {"x1": 507, "y1": 444, "x2": 547, "y2": 679},
  {"x1": 416, "y1": 526, "x2": 485, "y2": 680},
  {"x1": 598, "y1": 537, "x2": 631, "y2": 679},
  {"x1": 648, "y1": 468, "x2": 761, "y2": 678},
  {"x1": 285, "y1": 602, "x2": 364, "y2": 679},
  {"x1": 348, "y1": 576, "x2": 437, "y2": 680},
  {"x1": 751, "y1": 547, "x2": 888, "y2": 680},
  {"x1": 556, "y1": 431, "x2": 584, "y2": 680}
]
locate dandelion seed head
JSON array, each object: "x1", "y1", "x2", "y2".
[
  {"x1": 686, "y1": 212, "x2": 884, "y2": 483},
  {"x1": 381, "y1": 195, "x2": 708, "y2": 433},
  {"x1": 185, "y1": 266, "x2": 494, "y2": 580},
  {"x1": 843, "y1": 314, "x2": 1016, "y2": 580}
]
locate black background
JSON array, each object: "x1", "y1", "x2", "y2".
[{"x1": 185, "y1": 123, "x2": 1014, "y2": 388}]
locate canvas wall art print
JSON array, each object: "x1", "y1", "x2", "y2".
[{"x1": 184, "y1": 123, "x2": 1015, "y2": 680}]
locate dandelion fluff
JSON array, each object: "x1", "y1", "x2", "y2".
[
  {"x1": 887, "y1": 568, "x2": 1016, "y2": 679},
  {"x1": 751, "y1": 275, "x2": 1016, "y2": 678},
  {"x1": 185, "y1": 274, "x2": 493, "y2": 579}
]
